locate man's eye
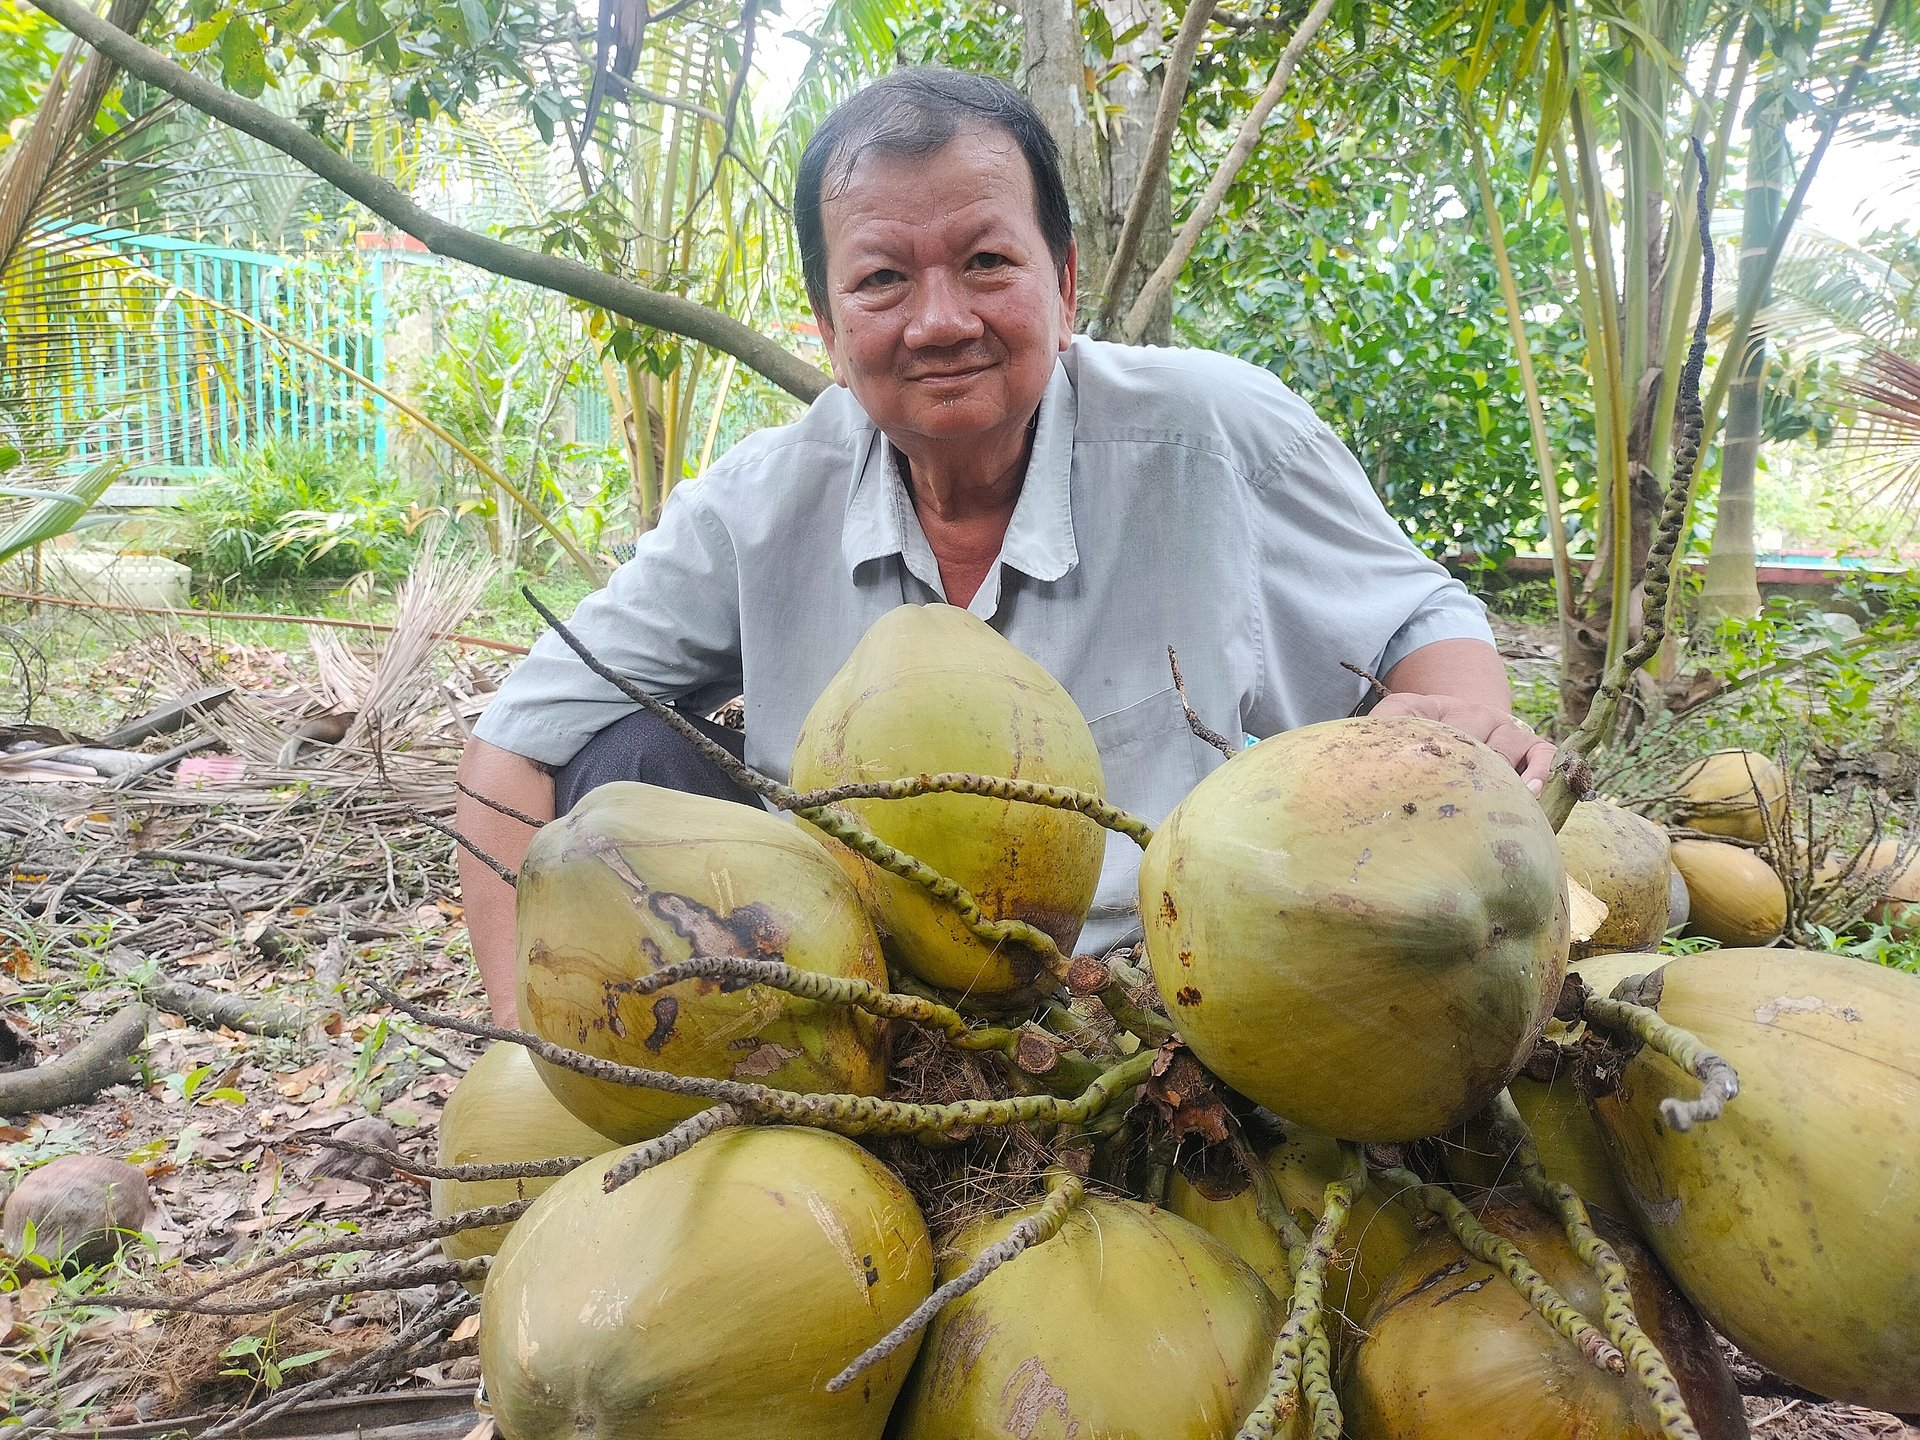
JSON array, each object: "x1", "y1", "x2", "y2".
[
  {"x1": 859, "y1": 269, "x2": 904, "y2": 289},
  {"x1": 969, "y1": 253, "x2": 1009, "y2": 270}
]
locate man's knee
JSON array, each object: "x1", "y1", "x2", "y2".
[{"x1": 551, "y1": 708, "x2": 755, "y2": 815}]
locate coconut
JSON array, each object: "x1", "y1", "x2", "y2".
[
  {"x1": 789, "y1": 604, "x2": 1107, "y2": 997},
  {"x1": 481, "y1": 1126, "x2": 932, "y2": 1438},
  {"x1": 1834, "y1": 837, "x2": 1920, "y2": 938},
  {"x1": 891, "y1": 1195, "x2": 1288, "y2": 1439},
  {"x1": 2, "y1": 1154, "x2": 153, "y2": 1272},
  {"x1": 1558, "y1": 801, "x2": 1671, "y2": 955},
  {"x1": 1167, "y1": 1124, "x2": 1419, "y2": 1360},
  {"x1": 1343, "y1": 1194, "x2": 1747, "y2": 1440},
  {"x1": 1674, "y1": 750, "x2": 1786, "y2": 843},
  {"x1": 1139, "y1": 715, "x2": 1569, "y2": 1142},
  {"x1": 1445, "y1": 954, "x2": 1661, "y2": 1222},
  {"x1": 1588, "y1": 948, "x2": 1920, "y2": 1413},
  {"x1": 515, "y1": 782, "x2": 890, "y2": 1143},
  {"x1": 1667, "y1": 862, "x2": 1691, "y2": 932},
  {"x1": 430, "y1": 1042, "x2": 619, "y2": 1266},
  {"x1": 1670, "y1": 838, "x2": 1785, "y2": 946}
]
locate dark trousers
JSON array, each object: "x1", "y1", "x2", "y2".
[{"x1": 551, "y1": 708, "x2": 761, "y2": 817}]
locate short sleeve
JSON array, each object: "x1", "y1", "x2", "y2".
[
  {"x1": 1244, "y1": 421, "x2": 1494, "y2": 736},
  {"x1": 472, "y1": 480, "x2": 746, "y2": 767}
]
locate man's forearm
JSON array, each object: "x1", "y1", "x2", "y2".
[
  {"x1": 455, "y1": 738, "x2": 556, "y2": 1025},
  {"x1": 1380, "y1": 637, "x2": 1515, "y2": 711}
]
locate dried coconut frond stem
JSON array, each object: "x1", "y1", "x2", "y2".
[
  {"x1": 1169, "y1": 647, "x2": 1237, "y2": 759},
  {"x1": 1483, "y1": 1095, "x2": 1700, "y2": 1440},
  {"x1": 205, "y1": 1291, "x2": 480, "y2": 1438},
  {"x1": 1375, "y1": 1164, "x2": 1623, "y2": 1373},
  {"x1": 456, "y1": 780, "x2": 547, "y2": 828},
  {"x1": 1236, "y1": 1176, "x2": 1354, "y2": 1440},
  {"x1": 313, "y1": 1137, "x2": 590, "y2": 1183},
  {"x1": 603, "y1": 1105, "x2": 744, "y2": 1191},
  {"x1": 182, "y1": 1198, "x2": 535, "y2": 1301},
  {"x1": 410, "y1": 809, "x2": 518, "y2": 887},
  {"x1": 1581, "y1": 995, "x2": 1739, "y2": 1130},
  {"x1": 1542, "y1": 137, "x2": 1717, "y2": 831},
  {"x1": 101, "y1": 1259, "x2": 487, "y2": 1316},
  {"x1": 372, "y1": 983, "x2": 1160, "y2": 1139},
  {"x1": 827, "y1": 1172, "x2": 1087, "y2": 1394},
  {"x1": 623, "y1": 956, "x2": 1025, "y2": 1054},
  {"x1": 786, "y1": 772, "x2": 1156, "y2": 848}
]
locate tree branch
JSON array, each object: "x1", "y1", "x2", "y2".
[
  {"x1": 1092, "y1": 0, "x2": 1218, "y2": 336},
  {"x1": 27, "y1": 0, "x2": 830, "y2": 405},
  {"x1": 1119, "y1": 0, "x2": 1338, "y2": 343}
]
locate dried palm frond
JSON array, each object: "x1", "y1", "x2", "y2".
[{"x1": 1842, "y1": 349, "x2": 1920, "y2": 526}]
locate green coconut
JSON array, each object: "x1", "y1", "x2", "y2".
[
  {"x1": 789, "y1": 604, "x2": 1106, "y2": 997},
  {"x1": 1670, "y1": 838, "x2": 1785, "y2": 946},
  {"x1": 1558, "y1": 801, "x2": 1671, "y2": 956},
  {"x1": 515, "y1": 782, "x2": 889, "y2": 1142},
  {"x1": 430, "y1": 1042, "x2": 619, "y2": 1266},
  {"x1": 1589, "y1": 948, "x2": 1920, "y2": 1413},
  {"x1": 1675, "y1": 750, "x2": 1786, "y2": 843},
  {"x1": 480, "y1": 1126, "x2": 932, "y2": 1439},
  {"x1": 891, "y1": 1195, "x2": 1288, "y2": 1440},
  {"x1": 1167, "y1": 1124, "x2": 1419, "y2": 1361},
  {"x1": 1343, "y1": 1194, "x2": 1747, "y2": 1440},
  {"x1": 1139, "y1": 715, "x2": 1570, "y2": 1142}
]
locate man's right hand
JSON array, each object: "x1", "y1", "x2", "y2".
[{"x1": 454, "y1": 738, "x2": 555, "y2": 1026}]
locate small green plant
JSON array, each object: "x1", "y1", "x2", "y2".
[
  {"x1": 1658, "y1": 932, "x2": 1723, "y2": 956},
  {"x1": 1806, "y1": 922, "x2": 1920, "y2": 975},
  {"x1": 174, "y1": 442, "x2": 434, "y2": 587},
  {"x1": 162, "y1": 1063, "x2": 247, "y2": 1107},
  {"x1": 220, "y1": 1325, "x2": 334, "y2": 1396}
]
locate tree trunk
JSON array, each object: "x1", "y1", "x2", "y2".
[
  {"x1": 1701, "y1": 71, "x2": 1789, "y2": 620},
  {"x1": 1019, "y1": 0, "x2": 1171, "y2": 337}
]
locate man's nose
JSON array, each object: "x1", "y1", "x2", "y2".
[{"x1": 904, "y1": 271, "x2": 984, "y2": 348}]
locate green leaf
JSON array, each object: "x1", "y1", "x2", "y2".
[
  {"x1": 175, "y1": 14, "x2": 226, "y2": 51},
  {"x1": 218, "y1": 16, "x2": 269, "y2": 98},
  {"x1": 457, "y1": 0, "x2": 489, "y2": 43},
  {"x1": 0, "y1": 445, "x2": 18, "y2": 472}
]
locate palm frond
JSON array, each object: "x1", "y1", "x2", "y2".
[{"x1": 0, "y1": 458, "x2": 122, "y2": 564}]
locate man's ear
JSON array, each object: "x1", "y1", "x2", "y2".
[
  {"x1": 1057, "y1": 240, "x2": 1078, "y2": 349},
  {"x1": 811, "y1": 300, "x2": 846, "y2": 387}
]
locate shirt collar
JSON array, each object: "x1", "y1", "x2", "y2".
[{"x1": 840, "y1": 357, "x2": 1080, "y2": 599}]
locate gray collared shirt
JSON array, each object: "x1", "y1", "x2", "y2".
[{"x1": 476, "y1": 338, "x2": 1494, "y2": 951}]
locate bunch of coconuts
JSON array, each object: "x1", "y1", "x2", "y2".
[{"x1": 427, "y1": 604, "x2": 1919, "y2": 1440}]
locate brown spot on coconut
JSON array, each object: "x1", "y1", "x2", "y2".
[
  {"x1": 1670, "y1": 838, "x2": 1786, "y2": 946},
  {"x1": 1557, "y1": 800, "x2": 1672, "y2": 955},
  {"x1": 2, "y1": 1154, "x2": 153, "y2": 1272}
]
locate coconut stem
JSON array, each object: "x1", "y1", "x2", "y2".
[
  {"x1": 1540, "y1": 137, "x2": 1716, "y2": 831},
  {"x1": 1483, "y1": 1095, "x2": 1702, "y2": 1440},
  {"x1": 602, "y1": 1104, "x2": 744, "y2": 1191},
  {"x1": 1300, "y1": 1313, "x2": 1341, "y2": 1440},
  {"x1": 1236, "y1": 1175, "x2": 1353, "y2": 1440},
  {"x1": 1374, "y1": 1164, "x2": 1624, "y2": 1373},
  {"x1": 371, "y1": 983, "x2": 1158, "y2": 1139},
  {"x1": 1581, "y1": 995, "x2": 1740, "y2": 1131},
  {"x1": 620, "y1": 956, "x2": 1027, "y2": 1054},
  {"x1": 313, "y1": 1137, "x2": 590, "y2": 1183},
  {"x1": 825, "y1": 1171, "x2": 1087, "y2": 1394},
  {"x1": 99, "y1": 1258, "x2": 488, "y2": 1316},
  {"x1": 786, "y1": 771, "x2": 1155, "y2": 848},
  {"x1": 1223, "y1": 1110, "x2": 1311, "y2": 1254}
]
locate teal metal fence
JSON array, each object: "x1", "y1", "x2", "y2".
[{"x1": 3, "y1": 223, "x2": 391, "y2": 482}]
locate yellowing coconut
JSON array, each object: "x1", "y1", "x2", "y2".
[
  {"x1": 515, "y1": 783, "x2": 889, "y2": 1142},
  {"x1": 1834, "y1": 837, "x2": 1920, "y2": 938},
  {"x1": 481, "y1": 1127, "x2": 932, "y2": 1439},
  {"x1": 790, "y1": 604, "x2": 1107, "y2": 997},
  {"x1": 891, "y1": 1195, "x2": 1287, "y2": 1440},
  {"x1": 1140, "y1": 715, "x2": 1569, "y2": 1142},
  {"x1": 1167, "y1": 1124, "x2": 1419, "y2": 1361},
  {"x1": 1675, "y1": 750, "x2": 1786, "y2": 843},
  {"x1": 1589, "y1": 949, "x2": 1920, "y2": 1413},
  {"x1": 430, "y1": 1042, "x2": 618, "y2": 1265},
  {"x1": 1558, "y1": 801, "x2": 1671, "y2": 955},
  {"x1": 1670, "y1": 838, "x2": 1786, "y2": 946},
  {"x1": 1343, "y1": 1195, "x2": 1746, "y2": 1440}
]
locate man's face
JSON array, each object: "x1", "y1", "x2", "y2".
[{"x1": 812, "y1": 127, "x2": 1076, "y2": 464}]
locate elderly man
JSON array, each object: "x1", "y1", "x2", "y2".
[{"x1": 458, "y1": 67, "x2": 1553, "y2": 1023}]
